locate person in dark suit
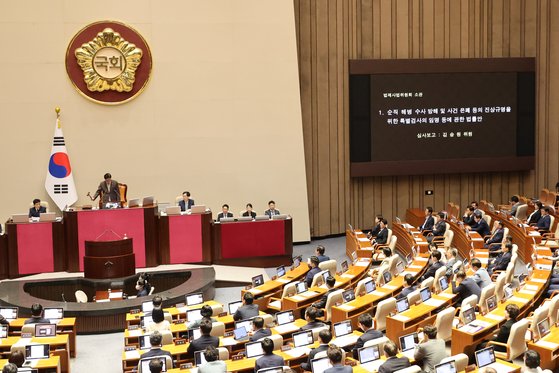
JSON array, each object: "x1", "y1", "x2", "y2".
[
  {"x1": 414, "y1": 324, "x2": 448, "y2": 373},
  {"x1": 254, "y1": 338, "x2": 284, "y2": 372},
  {"x1": 141, "y1": 331, "x2": 174, "y2": 367},
  {"x1": 233, "y1": 292, "x2": 259, "y2": 321},
  {"x1": 178, "y1": 191, "x2": 195, "y2": 211},
  {"x1": 420, "y1": 251, "x2": 443, "y2": 282},
  {"x1": 469, "y1": 213, "x2": 491, "y2": 237},
  {"x1": 462, "y1": 206, "x2": 476, "y2": 226},
  {"x1": 264, "y1": 200, "x2": 280, "y2": 217},
  {"x1": 373, "y1": 219, "x2": 389, "y2": 245},
  {"x1": 528, "y1": 202, "x2": 543, "y2": 225},
  {"x1": 324, "y1": 345, "x2": 352, "y2": 373},
  {"x1": 537, "y1": 207, "x2": 552, "y2": 232},
  {"x1": 249, "y1": 317, "x2": 271, "y2": 342},
  {"x1": 92, "y1": 173, "x2": 120, "y2": 204},
  {"x1": 378, "y1": 340, "x2": 410, "y2": 373},
  {"x1": 451, "y1": 271, "x2": 481, "y2": 305},
  {"x1": 312, "y1": 276, "x2": 336, "y2": 314},
  {"x1": 186, "y1": 319, "x2": 219, "y2": 358},
  {"x1": 485, "y1": 221, "x2": 505, "y2": 250},
  {"x1": 28, "y1": 199, "x2": 46, "y2": 218},
  {"x1": 316, "y1": 246, "x2": 330, "y2": 263},
  {"x1": 301, "y1": 306, "x2": 327, "y2": 331},
  {"x1": 488, "y1": 243, "x2": 512, "y2": 275},
  {"x1": 488, "y1": 304, "x2": 519, "y2": 352},
  {"x1": 352, "y1": 313, "x2": 383, "y2": 358},
  {"x1": 427, "y1": 213, "x2": 446, "y2": 243},
  {"x1": 24, "y1": 303, "x2": 50, "y2": 325},
  {"x1": 396, "y1": 274, "x2": 416, "y2": 300},
  {"x1": 305, "y1": 256, "x2": 322, "y2": 288},
  {"x1": 301, "y1": 329, "x2": 332, "y2": 371},
  {"x1": 509, "y1": 195, "x2": 521, "y2": 216},
  {"x1": 242, "y1": 203, "x2": 257, "y2": 218},
  {"x1": 367, "y1": 215, "x2": 383, "y2": 239},
  {"x1": 217, "y1": 204, "x2": 233, "y2": 221},
  {"x1": 420, "y1": 207, "x2": 435, "y2": 234}
]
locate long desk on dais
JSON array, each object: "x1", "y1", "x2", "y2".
[{"x1": 158, "y1": 212, "x2": 212, "y2": 264}]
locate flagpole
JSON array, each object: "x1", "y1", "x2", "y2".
[{"x1": 55, "y1": 107, "x2": 61, "y2": 128}]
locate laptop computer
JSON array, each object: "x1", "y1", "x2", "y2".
[
  {"x1": 140, "y1": 357, "x2": 167, "y2": 373},
  {"x1": 358, "y1": 345, "x2": 382, "y2": 371},
  {"x1": 485, "y1": 295, "x2": 497, "y2": 313},
  {"x1": 165, "y1": 206, "x2": 181, "y2": 215},
  {"x1": 396, "y1": 297, "x2": 410, "y2": 313},
  {"x1": 139, "y1": 334, "x2": 152, "y2": 350},
  {"x1": 233, "y1": 326, "x2": 249, "y2": 341},
  {"x1": 12, "y1": 214, "x2": 29, "y2": 223},
  {"x1": 341, "y1": 260, "x2": 349, "y2": 273},
  {"x1": 186, "y1": 292, "x2": 204, "y2": 307},
  {"x1": 0, "y1": 307, "x2": 18, "y2": 321},
  {"x1": 364, "y1": 279, "x2": 376, "y2": 294},
  {"x1": 271, "y1": 214, "x2": 288, "y2": 220},
  {"x1": 342, "y1": 289, "x2": 355, "y2": 303},
  {"x1": 0, "y1": 325, "x2": 8, "y2": 338},
  {"x1": 245, "y1": 341, "x2": 265, "y2": 358},
  {"x1": 334, "y1": 320, "x2": 352, "y2": 338},
  {"x1": 351, "y1": 251, "x2": 358, "y2": 263},
  {"x1": 475, "y1": 346, "x2": 496, "y2": 370},
  {"x1": 228, "y1": 301, "x2": 243, "y2": 315},
  {"x1": 194, "y1": 350, "x2": 208, "y2": 366},
  {"x1": 518, "y1": 273, "x2": 528, "y2": 286},
  {"x1": 461, "y1": 306, "x2": 476, "y2": 324},
  {"x1": 128, "y1": 199, "x2": 140, "y2": 208},
  {"x1": 296, "y1": 282, "x2": 308, "y2": 294},
  {"x1": 293, "y1": 256, "x2": 302, "y2": 268},
  {"x1": 538, "y1": 318, "x2": 551, "y2": 339},
  {"x1": 435, "y1": 360, "x2": 457, "y2": 373},
  {"x1": 252, "y1": 274, "x2": 264, "y2": 287},
  {"x1": 276, "y1": 266, "x2": 286, "y2": 278},
  {"x1": 399, "y1": 332, "x2": 419, "y2": 359},
  {"x1": 190, "y1": 205, "x2": 207, "y2": 214},
  {"x1": 311, "y1": 356, "x2": 332, "y2": 373},
  {"x1": 237, "y1": 216, "x2": 252, "y2": 222},
  {"x1": 220, "y1": 217, "x2": 235, "y2": 223},
  {"x1": 142, "y1": 301, "x2": 154, "y2": 314},
  {"x1": 187, "y1": 327, "x2": 202, "y2": 341},
  {"x1": 276, "y1": 310, "x2": 294, "y2": 326},
  {"x1": 140, "y1": 315, "x2": 153, "y2": 328},
  {"x1": 382, "y1": 271, "x2": 392, "y2": 284},
  {"x1": 293, "y1": 330, "x2": 314, "y2": 348},
  {"x1": 396, "y1": 261, "x2": 405, "y2": 275},
  {"x1": 39, "y1": 212, "x2": 56, "y2": 222},
  {"x1": 23, "y1": 344, "x2": 49, "y2": 365},
  {"x1": 186, "y1": 308, "x2": 203, "y2": 322},
  {"x1": 43, "y1": 307, "x2": 63, "y2": 322},
  {"x1": 235, "y1": 320, "x2": 253, "y2": 335},
  {"x1": 420, "y1": 287, "x2": 432, "y2": 303},
  {"x1": 439, "y1": 276, "x2": 449, "y2": 291},
  {"x1": 254, "y1": 215, "x2": 269, "y2": 221},
  {"x1": 35, "y1": 324, "x2": 56, "y2": 337},
  {"x1": 321, "y1": 271, "x2": 330, "y2": 284}
]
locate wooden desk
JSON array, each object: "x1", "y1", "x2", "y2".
[
  {"x1": 0, "y1": 356, "x2": 61, "y2": 373},
  {"x1": 95, "y1": 289, "x2": 124, "y2": 302},
  {"x1": 346, "y1": 230, "x2": 375, "y2": 259},
  {"x1": 528, "y1": 323, "x2": 559, "y2": 371},
  {"x1": 405, "y1": 208, "x2": 426, "y2": 228},
  {"x1": 392, "y1": 223, "x2": 428, "y2": 255},
  {"x1": 158, "y1": 212, "x2": 212, "y2": 265},
  {"x1": 0, "y1": 334, "x2": 69, "y2": 373},
  {"x1": 242, "y1": 262, "x2": 309, "y2": 300},
  {"x1": 126, "y1": 300, "x2": 224, "y2": 328},
  {"x1": 447, "y1": 220, "x2": 484, "y2": 259},
  {"x1": 9, "y1": 318, "x2": 77, "y2": 358}
]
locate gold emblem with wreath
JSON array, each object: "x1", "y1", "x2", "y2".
[{"x1": 75, "y1": 28, "x2": 143, "y2": 92}]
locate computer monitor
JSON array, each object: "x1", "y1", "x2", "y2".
[
  {"x1": 296, "y1": 282, "x2": 308, "y2": 294},
  {"x1": 537, "y1": 318, "x2": 551, "y2": 339},
  {"x1": 245, "y1": 341, "x2": 265, "y2": 358},
  {"x1": 396, "y1": 298, "x2": 410, "y2": 313},
  {"x1": 382, "y1": 271, "x2": 392, "y2": 284},
  {"x1": 462, "y1": 306, "x2": 476, "y2": 324},
  {"x1": 186, "y1": 293, "x2": 204, "y2": 307},
  {"x1": 420, "y1": 287, "x2": 432, "y2": 302},
  {"x1": 333, "y1": 320, "x2": 352, "y2": 337},
  {"x1": 364, "y1": 279, "x2": 376, "y2": 294},
  {"x1": 0, "y1": 325, "x2": 8, "y2": 338},
  {"x1": 311, "y1": 356, "x2": 332, "y2": 373},
  {"x1": 194, "y1": 350, "x2": 209, "y2": 366},
  {"x1": 142, "y1": 196, "x2": 155, "y2": 206},
  {"x1": 475, "y1": 346, "x2": 496, "y2": 368},
  {"x1": 25, "y1": 344, "x2": 49, "y2": 360},
  {"x1": 235, "y1": 320, "x2": 253, "y2": 334},
  {"x1": 321, "y1": 271, "x2": 330, "y2": 284},
  {"x1": 435, "y1": 360, "x2": 457, "y2": 373},
  {"x1": 358, "y1": 345, "x2": 381, "y2": 364},
  {"x1": 503, "y1": 284, "x2": 514, "y2": 299},
  {"x1": 228, "y1": 301, "x2": 243, "y2": 315},
  {"x1": 518, "y1": 273, "x2": 528, "y2": 285},
  {"x1": 293, "y1": 256, "x2": 302, "y2": 268},
  {"x1": 43, "y1": 307, "x2": 63, "y2": 320},
  {"x1": 140, "y1": 315, "x2": 153, "y2": 328},
  {"x1": 0, "y1": 307, "x2": 18, "y2": 320},
  {"x1": 399, "y1": 332, "x2": 419, "y2": 352},
  {"x1": 276, "y1": 266, "x2": 286, "y2": 278},
  {"x1": 439, "y1": 276, "x2": 449, "y2": 292},
  {"x1": 35, "y1": 324, "x2": 56, "y2": 337},
  {"x1": 341, "y1": 260, "x2": 349, "y2": 273},
  {"x1": 140, "y1": 357, "x2": 167, "y2": 373},
  {"x1": 406, "y1": 253, "x2": 413, "y2": 265},
  {"x1": 292, "y1": 330, "x2": 314, "y2": 348},
  {"x1": 187, "y1": 327, "x2": 202, "y2": 341},
  {"x1": 396, "y1": 261, "x2": 405, "y2": 274},
  {"x1": 276, "y1": 310, "x2": 294, "y2": 326},
  {"x1": 342, "y1": 289, "x2": 355, "y2": 303},
  {"x1": 233, "y1": 326, "x2": 248, "y2": 340},
  {"x1": 139, "y1": 334, "x2": 152, "y2": 350},
  {"x1": 485, "y1": 295, "x2": 497, "y2": 313},
  {"x1": 186, "y1": 308, "x2": 203, "y2": 322},
  {"x1": 142, "y1": 301, "x2": 154, "y2": 314},
  {"x1": 252, "y1": 274, "x2": 264, "y2": 287}
]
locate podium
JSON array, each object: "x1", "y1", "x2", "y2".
[{"x1": 84, "y1": 238, "x2": 135, "y2": 279}]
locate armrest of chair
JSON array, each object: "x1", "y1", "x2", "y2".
[
  {"x1": 486, "y1": 341, "x2": 509, "y2": 359},
  {"x1": 490, "y1": 270, "x2": 504, "y2": 281},
  {"x1": 483, "y1": 234, "x2": 492, "y2": 240},
  {"x1": 487, "y1": 242, "x2": 501, "y2": 248},
  {"x1": 431, "y1": 236, "x2": 444, "y2": 243},
  {"x1": 422, "y1": 229, "x2": 433, "y2": 235}
]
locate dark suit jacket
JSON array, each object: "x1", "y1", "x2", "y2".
[
  {"x1": 463, "y1": 214, "x2": 475, "y2": 226},
  {"x1": 186, "y1": 334, "x2": 219, "y2": 358},
  {"x1": 250, "y1": 328, "x2": 272, "y2": 342},
  {"x1": 313, "y1": 288, "x2": 335, "y2": 310},
  {"x1": 300, "y1": 321, "x2": 327, "y2": 331},
  {"x1": 254, "y1": 353, "x2": 285, "y2": 372},
  {"x1": 324, "y1": 365, "x2": 353, "y2": 373},
  {"x1": 471, "y1": 219, "x2": 491, "y2": 237},
  {"x1": 538, "y1": 215, "x2": 551, "y2": 231},
  {"x1": 179, "y1": 199, "x2": 195, "y2": 211},
  {"x1": 378, "y1": 356, "x2": 410, "y2": 373},
  {"x1": 317, "y1": 255, "x2": 330, "y2": 263},
  {"x1": 141, "y1": 348, "x2": 174, "y2": 367},
  {"x1": 493, "y1": 251, "x2": 512, "y2": 271},
  {"x1": 529, "y1": 210, "x2": 542, "y2": 225},
  {"x1": 233, "y1": 304, "x2": 259, "y2": 321},
  {"x1": 94, "y1": 180, "x2": 120, "y2": 203},
  {"x1": 370, "y1": 224, "x2": 381, "y2": 237},
  {"x1": 24, "y1": 316, "x2": 50, "y2": 324},
  {"x1": 306, "y1": 267, "x2": 322, "y2": 287},
  {"x1": 217, "y1": 212, "x2": 234, "y2": 221},
  {"x1": 423, "y1": 261, "x2": 443, "y2": 280},
  {"x1": 485, "y1": 228, "x2": 504, "y2": 245},
  {"x1": 375, "y1": 228, "x2": 388, "y2": 245},
  {"x1": 432, "y1": 220, "x2": 446, "y2": 236},
  {"x1": 352, "y1": 328, "x2": 384, "y2": 358},
  {"x1": 451, "y1": 277, "x2": 481, "y2": 304},
  {"x1": 301, "y1": 344, "x2": 329, "y2": 371},
  {"x1": 264, "y1": 209, "x2": 280, "y2": 217},
  {"x1": 28, "y1": 206, "x2": 46, "y2": 218},
  {"x1": 396, "y1": 285, "x2": 417, "y2": 300},
  {"x1": 420, "y1": 216, "x2": 435, "y2": 231},
  {"x1": 243, "y1": 211, "x2": 257, "y2": 218},
  {"x1": 492, "y1": 319, "x2": 514, "y2": 351}
]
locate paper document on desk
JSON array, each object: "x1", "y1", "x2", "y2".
[
  {"x1": 128, "y1": 329, "x2": 143, "y2": 337},
  {"x1": 125, "y1": 350, "x2": 141, "y2": 359},
  {"x1": 414, "y1": 238, "x2": 423, "y2": 242},
  {"x1": 355, "y1": 261, "x2": 370, "y2": 267},
  {"x1": 371, "y1": 290, "x2": 387, "y2": 297},
  {"x1": 337, "y1": 304, "x2": 355, "y2": 311},
  {"x1": 518, "y1": 289, "x2": 537, "y2": 295},
  {"x1": 484, "y1": 313, "x2": 505, "y2": 321},
  {"x1": 290, "y1": 295, "x2": 305, "y2": 302},
  {"x1": 109, "y1": 292, "x2": 123, "y2": 299},
  {"x1": 299, "y1": 290, "x2": 319, "y2": 298},
  {"x1": 423, "y1": 298, "x2": 446, "y2": 307},
  {"x1": 438, "y1": 292, "x2": 455, "y2": 299},
  {"x1": 358, "y1": 237, "x2": 370, "y2": 242},
  {"x1": 268, "y1": 300, "x2": 281, "y2": 309},
  {"x1": 416, "y1": 257, "x2": 428, "y2": 262},
  {"x1": 220, "y1": 337, "x2": 238, "y2": 346},
  {"x1": 274, "y1": 322, "x2": 299, "y2": 334},
  {"x1": 459, "y1": 323, "x2": 485, "y2": 334},
  {"x1": 250, "y1": 288, "x2": 263, "y2": 294},
  {"x1": 285, "y1": 346, "x2": 311, "y2": 357},
  {"x1": 524, "y1": 284, "x2": 538, "y2": 291},
  {"x1": 391, "y1": 314, "x2": 410, "y2": 322},
  {"x1": 531, "y1": 278, "x2": 547, "y2": 283},
  {"x1": 409, "y1": 265, "x2": 422, "y2": 269},
  {"x1": 341, "y1": 273, "x2": 354, "y2": 279},
  {"x1": 509, "y1": 296, "x2": 529, "y2": 304},
  {"x1": 275, "y1": 278, "x2": 291, "y2": 284},
  {"x1": 529, "y1": 231, "x2": 540, "y2": 236},
  {"x1": 383, "y1": 284, "x2": 397, "y2": 290}
]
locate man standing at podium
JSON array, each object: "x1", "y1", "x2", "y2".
[
  {"x1": 179, "y1": 191, "x2": 195, "y2": 211},
  {"x1": 93, "y1": 173, "x2": 120, "y2": 205}
]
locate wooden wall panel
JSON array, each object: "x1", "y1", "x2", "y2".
[{"x1": 294, "y1": 0, "x2": 559, "y2": 237}]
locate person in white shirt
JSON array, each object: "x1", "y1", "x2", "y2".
[
  {"x1": 470, "y1": 258, "x2": 492, "y2": 289},
  {"x1": 147, "y1": 307, "x2": 171, "y2": 332}
]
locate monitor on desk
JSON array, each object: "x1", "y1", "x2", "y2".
[
  {"x1": 194, "y1": 350, "x2": 209, "y2": 366},
  {"x1": 396, "y1": 297, "x2": 410, "y2": 313},
  {"x1": 276, "y1": 310, "x2": 294, "y2": 326},
  {"x1": 228, "y1": 301, "x2": 243, "y2": 315},
  {"x1": 321, "y1": 270, "x2": 330, "y2": 284},
  {"x1": 39, "y1": 212, "x2": 56, "y2": 222},
  {"x1": 245, "y1": 341, "x2": 265, "y2": 358},
  {"x1": 142, "y1": 196, "x2": 155, "y2": 206},
  {"x1": 435, "y1": 360, "x2": 457, "y2": 373},
  {"x1": 341, "y1": 260, "x2": 349, "y2": 273},
  {"x1": 1, "y1": 307, "x2": 19, "y2": 320},
  {"x1": 25, "y1": 344, "x2": 49, "y2": 360},
  {"x1": 252, "y1": 274, "x2": 264, "y2": 287},
  {"x1": 12, "y1": 214, "x2": 29, "y2": 223},
  {"x1": 420, "y1": 287, "x2": 432, "y2": 302},
  {"x1": 191, "y1": 205, "x2": 207, "y2": 214},
  {"x1": 271, "y1": 214, "x2": 289, "y2": 220},
  {"x1": 35, "y1": 323, "x2": 56, "y2": 337},
  {"x1": 333, "y1": 320, "x2": 352, "y2": 337},
  {"x1": 186, "y1": 308, "x2": 203, "y2": 322},
  {"x1": 475, "y1": 346, "x2": 496, "y2": 368},
  {"x1": 142, "y1": 301, "x2": 154, "y2": 314},
  {"x1": 439, "y1": 276, "x2": 449, "y2": 292},
  {"x1": 292, "y1": 256, "x2": 302, "y2": 268},
  {"x1": 296, "y1": 281, "x2": 307, "y2": 294},
  {"x1": 128, "y1": 199, "x2": 140, "y2": 208},
  {"x1": 485, "y1": 295, "x2": 497, "y2": 313},
  {"x1": 342, "y1": 289, "x2": 355, "y2": 303},
  {"x1": 382, "y1": 271, "x2": 392, "y2": 284},
  {"x1": 140, "y1": 315, "x2": 153, "y2": 328},
  {"x1": 396, "y1": 261, "x2": 405, "y2": 274},
  {"x1": 406, "y1": 253, "x2": 413, "y2": 265},
  {"x1": 293, "y1": 330, "x2": 314, "y2": 348},
  {"x1": 537, "y1": 318, "x2": 551, "y2": 339},
  {"x1": 235, "y1": 319, "x2": 253, "y2": 334},
  {"x1": 186, "y1": 292, "x2": 204, "y2": 307},
  {"x1": 399, "y1": 332, "x2": 419, "y2": 352},
  {"x1": 364, "y1": 279, "x2": 376, "y2": 294},
  {"x1": 276, "y1": 266, "x2": 286, "y2": 278},
  {"x1": 43, "y1": 307, "x2": 63, "y2": 321},
  {"x1": 311, "y1": 356, "x2": 332, "y2": 373},
  {"x1": 461, "y1": 306, "x2": 476, "y2": 324},
  {"x1": 165, "y1": 206, "x2": 181, "y2": 215},
  {"x1": 233, "y1": 326, "x2": 248, "y2": 340},
  {"x1": 220, "y1": 217, "x2": 235, "y2": 223},
  {"x1": 0, "y1": 325, "x2": 8, "y2": 338},
  {"x1": 187, "y1": 327, "x2": 202, "y2": 341},
  {"x1": 358, "y1": 345, "x2": 381, "y2": 364},
  {"x1": 139, "y1": 334, "x2": 152, "y2": 350}
]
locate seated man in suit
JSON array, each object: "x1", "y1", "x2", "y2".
[
  {"x1": 420, "y1": 250, "x2": 443, "y2": 282},
  {"x1": 249, "y1": 316, "x2": 271, "y2": 342},
  {"x1": 528, "y1": 202, "x2": 543, "y2": 225},
  {"x1": 451, "y1": 270, "x2": 481, "y2": 305},
  {"x1": 414, "y1": 324, "x2": 448, "y2": 373},
  {"x1": 233, "y1": 292, "x2": 259, "y2": 321},
  {"x1": 509, "y1": 195, "x2": 521, "y2": 216},
  {"x1": 141, "y1": 331, "x2": 174, "y2": 367},
  {"x1": 396, "y1": 274, "x2": 416, "y2": 300},
  {"x1": 301, "y1": 306, "x2": 327, "y2": 331},
  {"x1": 372, "y1": 219, "x2": 389, "y2": 245},
  {"x1": 537, "y1": 207, "x2": 552, "y2": 232},
  {"x1": 485, "y1": 221, "x2": 505, "y2": 251},
  {"x1": 444, "y1": 248, "x2": 459, "y2": 277},
  {"x1": 92, "y1": 172, "x2": 120, "y2": 205},
  {"x1": 312, "y1": 275, "x2": 337, "y2": 316},
  {"x1": 242, "y1": 203, "x2": 257, "y2": 218},
  {"x1": 217, "y1": 204, "x2": 233, "y2": 221},
  {"x1": 324, "y1": 345, "x2": 352, "y2": 373},
  {"x1": 469, "y1": 213, "x2": 491, "y2": 237},
  {"x1": 487, "y1": 243, "x2": 512, "y2": 275},
  {"x1": 264, "y1": 200, "x2": 280, "y2": 217},
  {"x1": 462, "y1": 206, "x2": 476, "y2": 226},
  {"x1": 199, "y1": 346, "x2": 226, "y2": 373},
  {"x1": 316, "y1": 245, "x2": 330, "y2": 263},
  {"x1": 301, "y1": 329, "x2": 332, "y2": 371},
  {"x1": 28, "y1": 199, "x2": 46, "y2": 218},
  {"x1": 24, "y1": 303, "x2": 50, "y2": 324},
  {"x1": 179, "y1": 191, "x2": 195, "y2": 211},
  {"x1": 378, "y1": 340, "x2": 410, "y2": 373},
  {"x1": 187, "y1": 305, "x2": 217, "y2": 330},
  {"x1": 427, "y1": 212, "x2": 446, "y2": 243},
  {"x1": 352, "y1": 313, "x2": 383, "y2": 358},
  {"x1": 420, "y1": 206, "x2": 435, "y2": 234},
  {"x1": 470, "y1": 258, "x2": 492, "y2": 289},
  {"x1": 149, "y1": 358, "x2": 164, "y2": 373},
  {"x1": 186, "y1": 319, "x2": 219, "y2": 358},
  {"x1": 254, "y1": 338, "x2": 284, "y2": 372},
  {"x1": 305, "y1": 256, "x2": 322, "y2": 288},
  {"x1": 367, "y1": 215, "x2": 383, "y2": 240}
]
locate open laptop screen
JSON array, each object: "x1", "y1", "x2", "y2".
[
  {"x1": 186, "y1": 293, "x2": 204, "y2": 307},
  {"x1": 276, "y1": 310, "x2": 294, "y2": 326},
  {"x1": 139, "y1": 334, "x2": 151, "y2": 350},
  {"x1": 245, "y1": 341, "x2": 265, "y2": 358},
  {"x1": 396, "y1": 298, "x2": 410, "y2": 313},
  {"x1": 293, "y1": 330, "x2": 314, "y2": 347},
  {"x1": 537, "y1": 318, "x2": 551, "y2": 339},
  {"x1": 235, "y1": 320, "x2": 253, "y2": 334},
  {"x1": 439, "y1": 276, "x2": 449, "y2": 291},
  {"x1": 358, "y1": 345, "x2": 380, "y2": 364},
  {"x1": 142, "y1": 301, "x2": 154, "y2": 314},
  {"x1": 342, "y1": 289, "x2": 355, "y2": 303},
  {"x1": 420, "y1": 287, "x2": 432, "y2": 302},
  {"x1": 333, "y1": 320, "x2": 352, "y2": 337},
  {"x1": 296, "y1": 282, "x2": 308, "y2": 294},
  {"x1": 186, "y1": 308, "x2": 203, "y2": 322},
  {"x1": 486, "y1": 295, "x2": 497, "y2": 313},
  {"x1": 233, "y1": 326, "x2": 248, "y2": 340},
  {"x1": 364, "y1": 279, "x2": 376, "y2": 294},
  {"x1": 435, "y1": 360, "x2": 457, "y2": 373},
  {"x1": 462, "y1": 306, "x2": 476, "y2": 324},
  {"x1": 311, "y1": 356, "x2": 332, "y2": 373},
  {"x1": 35, "y1": 324, "x2": 56, "y2": 337},
  {"x1": 276, "y1": 266, "x2": 286, "y2": 278},
  {"x1": 252, "y1": 274, "x2": 264, "y2": 287},
  {"x1": 43, "y1": 308, "x2": 63, "y2": 320},
  {"x1": 194, "y1": 350, "x2": 209, "y2": 366},
  {"x1": 475, "y1": 346, "x2": 496, "y2": 368},
  {"x1": 399, "y1": 332, "x2": 418, "y2": 352},
  {"x1": 25, "y1": 344, "x2": 49, "y2": 360},
  {"x1": 228, "y1": 301, "x2": 242, "y2": 315},
  {"x1": 0, "y1": 325, "x2": 8, "y2": 338},
  {"x1": 341, "y1": 260, "x2": 349, "y2": 273},
  {"x1": 0, "y1": 307, "x2": 18, "y2": 320}
]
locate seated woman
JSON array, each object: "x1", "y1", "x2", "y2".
[
  {"x1": 147, "y1": 307, "x2": 171, "y2": 332},
  {"x1": 242, "y1": 203, "x2": 257, "y2": 218}
]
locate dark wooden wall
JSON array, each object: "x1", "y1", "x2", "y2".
[{"x1": 294, "y1": 0, "x2": 559, "y2": 237}]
